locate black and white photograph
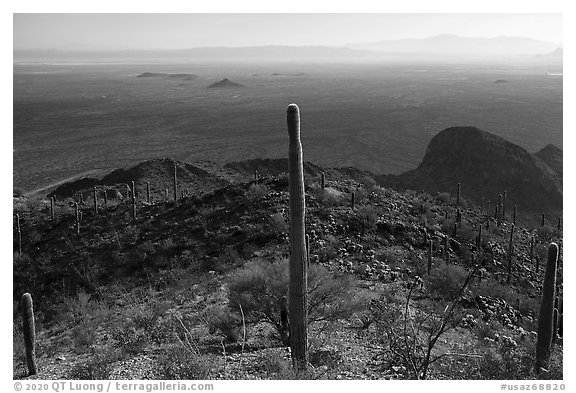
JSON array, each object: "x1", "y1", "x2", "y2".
[{"x1": 9, "y1": 3, "x2": 567, "y2": 386}]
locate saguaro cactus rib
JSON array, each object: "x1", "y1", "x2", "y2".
[{"x1": 287, "y1": 103, "x2": 308, "y2": 371}]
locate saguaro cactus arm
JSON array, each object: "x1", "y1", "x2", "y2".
[{"x1": 287, "y1": 103, "x2": 308, "y2": 370}]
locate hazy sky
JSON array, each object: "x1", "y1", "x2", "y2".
[{"x1": 13, "y1": 13, "x2": 562, "y2": 50}]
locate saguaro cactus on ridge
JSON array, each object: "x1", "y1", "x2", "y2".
[{"x1": 286, "y1": 103, "x2": 308, "y2": 371}]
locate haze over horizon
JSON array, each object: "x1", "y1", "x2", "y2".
[{"x1": 14, "y1": 13, "x2": 562, "y2": 52}]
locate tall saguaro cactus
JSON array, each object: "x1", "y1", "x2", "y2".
[
  {"x1": 50, "y1": 197, "x2": 55, "y2": 221},
  {"x1": 456, "y1": 182, "x2": 461, "y2": 206},
  {"x1": 131, "y1": 181, "x2": 136, "y2": 222},
  {"x1": 535, "y1": 243, "x2": 559, "y2": 371},
  {"x1": 93, "y1": 187, "x2": 98, "y2": 215},
  {"x1": 75, "y1": 203, "x2": 80, "y2": 235},
  {"x1": 427, "y1": 239, "x2": 433, "y2": 275},
  {"x1": 476, "y1": 224, "x2": 483, "y2": 249},
  {"x1": 502, "y1": 190, "x2": 507, "y2": 219},
  {"x1": 146, "y1": 181, "x2": 151, "y2": 204},
  {"x1": 286, "y1": 103, "x2": 308, "y2": 371},
  {"x1": 530, "y1": 236, "x2": 535, "y2": 267},
  {"x1": 507, "y1": 224, "x2": 515, "y2": 284},
  {"x1": 321, "y1": 172, "x2": 325, "y2": 189},
  {"x1": 21, "y1": 293, "x2": 38, "y2": 375},
  {"x1": 15, "y1": 213, "x2": 22, "y2": 255},
  {"x1": 173, "y1": 165, "x2": 178, "y2": 202}
]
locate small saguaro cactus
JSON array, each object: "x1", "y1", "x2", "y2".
[
  {"x1": 456, "y1": 182, "x2": 461, "y2": 206},
  {"x1": 452, "y1": 223, "x2": 457, "y2": 237},
  {"x1": 21, "y1": 293, "x2": 38, "y2": 375},
  {"x1": 502, "y1": 190, "x2": 507, "y2": 219},
  {"x1": 126, "y1": 184, "x2": 131, "y2": 200},
  {"x1": 104, "y1": 189, "x2": 108, "y2": 205},
  {"x1": 131, "y1": 181, "x2": 136, "y2": 222},
  {"x1": 506, "y1": 224, "x2": 515, "y2": 284},
  {"x1": 254, "y1": 169, "x2": 259, "y2": 184},
  {"x1": 444, "y1": 235, "x2": 449, "y2": 263},
  {"x1": 513, "y1": 205, "x2": 517, "y2": 225},
  {"x1": 146, "y1": 181, "x2": 151, "y2": 204},
  {"x1": 480, "y1": 196, "x2": 484, "y2": 214},
  {"x1": 456, "y1": 208, "x2": 462, "y2": 224},
  {"x1": 286, "y1": 103, "x2": 308, "y2": 371},
  {"x1": 557, "y1": 216, "x2": 561, "y2": 232},
  {"x1": 93, "y1": 187, "x2": 98, "y2": 215},
  {"x1": 494, "y1": 203, "x2": 499, "y2": 220},
  {"x1": 535, "y1": 243, "x2": 559, "y2": 371},
  {"x1": 75, "y1": 203, "x2": 80, "y2": 235},
  {"x1": 541, "y1": 213, "x2": 545, "y2": 227},
  {"x1": 427, "y1": 239, "x2": 433, "y2": 275},
  {"x1": 476, "y1": 224, "x2": 483, "y2": 249},
  {"x1": 530, "y1": 236, "x2": 535, "y2": 266},
  {"x1": 50, "y1": 196, "x2": 55, "y2": 221},
  {"x1": 321, "y1": 172, "x2": 325, "y2": 189},
  {"x1": 173, "y1": 165, "x2": 178, "y2": 202},
  {"x1": 15, "y1": 213, "x2": 22, "y2": 255},
  {"x1": 351, "y1": 191, "x2": 355, "y2": 210}
]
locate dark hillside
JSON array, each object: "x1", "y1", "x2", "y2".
[
  {"x1": 534, "y1": 144, "x2": 562, "y2": 178},
  {"x1": 379, "y1": 127, "x2": 562, "y2": 218}
]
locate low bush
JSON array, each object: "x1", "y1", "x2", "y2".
[
  {"x1": 226, "y1": 259, "x2": 366, "y2": 344},
  {"x1": 427, "y1": 263, "x2": 469, "y2": 300},
  {"x1": 156, "y1": 347, "x2": 214, "y2": 380}
]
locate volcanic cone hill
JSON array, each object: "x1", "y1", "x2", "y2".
[
  {"x1": 207, "y1": 78, "x2": 245, "y2": 88},
  {"x1": 534, "y1": 144, "x2": 563, "y2": 178},
  {"x1": 378, "y1": 126, "x2": 562, "y2": 217}
]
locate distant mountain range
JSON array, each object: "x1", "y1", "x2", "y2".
[
  {"x1": 347, "y1": 34, "x2": 560, "y2": 56},
  {"x1": 14, "y1": 35, "x2": 562, "y2": 62}
]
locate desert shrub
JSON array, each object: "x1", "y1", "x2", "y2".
[
  {"x1": 536, "y1": 225, "x2": 558, "y2": 243},
  {"x1": 268, "y1": 212, "x2": 288, "y2": 235},
  {"x1": 13, "y1": 187, "x2": 25, "y2": 197},
  {"x1": 474, "y1": 319, "x2": 500, "y2": 341},
  {"x1": 252, "y1": 351, "x2": 296, "y2": 379},
  {"x1": 246, "y1": 183, "x2": 269, "y2": 202},
  {"x1": 458, "y1": 222, "x2": 477, "y2": 243},
  {"x1": 427, "y1": 263, "x2": 469, "y2": 300},
  {"x1": 353, "y1": 187, "x2": 369, "y2": 205},
  {"x1": 477, "y1": 343, "x2": 535, "y2": 379},
  {"x1": 57, "y1": 291, "x2": 108, "y2": 350},
  {"x1": 370, "y1": 279, "x2": 469, "y2": 379},
  {"x1": 356, "y1": 205, "x2": 380, "y2": 233},
  {"x1": 436, "y1": 192, "x2": 453, "y2": 205},
  {"x1": 474, "y1": 279, "x2": 539, "y2": 317},
  {"x1": 316, "y1": 234, "x2": 340, "y2": 262},
  {"x1": 204, "y1": 305, "x2": 239, "y2": 342},
  {"x1": 111, "y1": 325, "x2": 148, "y2": 355},
  {"x1": 156, "y1": 347, "x2": 214, "y2": 379},
  {"x1": 406, "y1": 250, "x2": 427, "y2": 277},
  {"x1": 227, "y1": 259, "x2": 366, "y2": 343}
]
